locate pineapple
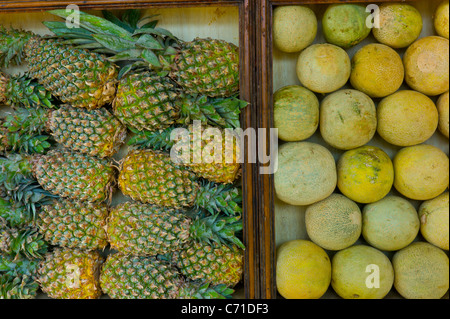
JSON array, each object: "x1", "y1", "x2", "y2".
[
  {"x1": 47, "y1": 9, "x2": 239, "y2": 98},
  {"x1": 0, "y1": 254, "x2": 40, "y2": 299},
  {"x1": 129, "y1": 124, "x2": 242, "y2": 184},
  {"x1": 170, "y1": 242, "x2": 244, "y2": 288},
  {"x1": 37, "y1": 248, "x2": 104, "y2": 299},
  {"x1": 107, "y1": 201, "x2": 244, "y2": 256},
  {"x1": 0, "y1": 71, "x2": 53, "y2": 109},
  {"x1": 0, "y1": 224, "x2": 48, "y2": 259},
  {"x1": 3, "y1": 105, "x2": 127, "y2": 158},
  {"x1": 100, "y1": 252, "x2": 234, "y2": 299},
  {"x1": 37, "y1": 199, "x2": 109, "y2": 251},
  {"x1": 0, "y1": 27, "x2": 118, "y2": 109},
  {"x1": 118, "y1": 149, "x2": 242, "y2": 215},
  {"x1": 0, "y1": 149, "x2": 116, "y2": 203}
]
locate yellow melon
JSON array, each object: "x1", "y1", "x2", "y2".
[
  {"x1": 377, "y1": 90, "x2": 439, "y2": 147},
  {"x1": 419, "y1": 192, "x2": 449, "y2": 251},
  {"x1": 320, "y1": 89, "x2": 377, "y2": 150},
  {"x1": 350, "y1": 43, "x2": 404, "y2": 98},
  {"x1": 273, "y1": 85, "x2": 319, "y2": 142},
  {"x1": 331, "y1": 245, "x2": 394, "y2": 299},
  {"x1": 393, "y1": 242, "x2": 449, "y2": 299},
  {"x1": 305, "y1": 193, "x2": 362, "y2": 251},
  {"x1": 275, "y1": 142, "x2": 337, "y2": 206},
  {"x1": 362, "y1": 195, "x2": 420, "y2": 251},
  {"x1": 403, "y1": 36, "x2": 449, "y2": 96},
  {"x1": 273, "y1": 6, "x2": 317, "y2": 53},
  {"x1": 276, "y1": 239, "x2": 331, "y2": 299},
  {"x1": 372, "y1": 3, "x2": 423, "y2": 49},
  {"x1": 434, "y1": 0, "x2": 449, "y2": 39},
  {"x1": 437, "y1": 91, "x2": 449, "y2": 138},
  {"x1": 393, "y1": 144, "x2": 449, "y2": 201},
  {"x1": 297, "y1": 43, "x2": 351, "y2": 94},
  {"x1": 337, "y1": 146, "x2": 394, "y2": 204}
]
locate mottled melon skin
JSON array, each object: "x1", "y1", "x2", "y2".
[
  {"x1": 434, "y1": 0, "x2": 449, "y2": 39},
  {"x1": 403, "y1": 36, "x2": 449, "y2": 96},
  {"x1": 393, "y1": 242, "x2": 449, "y2": 299},
  {"x1": 419, "y1": 192, "x2": 449, "y2": 251},
  {"x1": 350, "y1": 43, "x2": 404, "y2": 98},
  {"x1": 437, "y1": 91, "x2": 449, "y2": 138},
  {"x1": 372, "y1": 3, "x2": 423, "y2": 49},
  {"x1": 275, "y1": 142, "x2": 337, "y2": 206},
  {"x1": 377, "y1": 90, "x2": 439, "y2": 147},
  {"x1": 337, "y1": 146, "x2": 394, "y2": 204},
  {"x1": 305, "y1": 193, "x2": 362, "y2": 251},
  {"x1": 276, "y1": 240, "x2": 331, "y2": 299},
  {"x1": 320, "y1": 89, "x2": 377, "y2": 150},
  {"x1": 273, "y1": 6, "x2": 317, "y2": 53},
  {"x1": 297, "y1": 43, "x2": 351, "y2": 94},
  {"x1": 331, "y1": 245, "x2": 394, "y2": 299},
  {"x1": 274, "y1": 85, "x2": 319, "y2": 142},
  {"x1": 393, "y1": 144, "x2": 449, "y2": 201},
  {"x1": 322, "y1": 4, "x2": 371, "y2": 49},
  {"x1": 362, "y1": 196, "x2": 420, "y2": 251}
]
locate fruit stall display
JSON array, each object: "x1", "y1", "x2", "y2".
[
  {"x1": 257, "y1": 0, "x2": 449, "y2": 299},
  {"x1": 0, "y1": 1, "x2": 259, "y2": 299}
]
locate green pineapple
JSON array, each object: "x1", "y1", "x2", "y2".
[
  {"x1": 118, "y1": 149, "x2": 242, "y2": 215},
  {"x1": 37, "y1": 247, "x2": 104, "y2": 299},
  {"x1": 0, "y1": 27, "x2": 118, "y2": 109},
  {"x1": 37, "y1": 199, "x2": 109, "y2": 251},
  {"x1": 47, "y1": 9, "x2": 239, "y2": 98},
  {"x1": 169, "y1": 242, "x2": 244, "y2": 288},
  {"x1": 107, "y1": 201, "x2": 244, "y2": 256},
  {"x1": 100, "y1": 252, "x2": 234, "y2": 299},
  {"x1": 0, "y1": 224, "x2": 48, "y2": 259},
  {"x1": 1, "y1": 149, "x2": 116, "y2": 203},
  {"x1": 2, "y1": 105, "x2": 127, "y2": 158},
  {"x1": 0, "y1": 71, "x2": 53, "y2": 109}
]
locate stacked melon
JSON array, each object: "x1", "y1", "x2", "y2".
[{"x1": 273, "y1": 2, "x2": 449, "y2": 300}]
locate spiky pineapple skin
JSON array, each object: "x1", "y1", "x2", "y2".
[
  {"x1": 47, "y1": 105, "x2": 127, "y2": 158},
  {"x1": 171, "y1": 242, "x2": 244, "y2": 288},
  {"x1": 107, "y1": 201, "x2": 190, "y2": 256},
  {"x1": 24, "y1": 36, "x2": 118, "y2": 110},
  {"x1": 38, "y1": 248, "x2": 104, "y2": 299},
  {"x1": 170, "y1": 38, "x2": 239, "y2": 98},
  {"x1": 118, "y1": 149, "x2": 198, "y2": 208},
  {"x1": 37, "y1": 200, "x2": 109, "y2": 251},
  {"x1": 31, "y1": 149, "x2": 115, "y2": 203},
  {"x1": 113, "y1": 71, "x2": 180, "y2": 131}
]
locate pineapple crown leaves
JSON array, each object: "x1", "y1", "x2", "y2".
[
  {"x1": 192, "y1": 214, "x2": 245, "y2": 250},
  {"x1": 0, "y1": 26, "x2": 34, "y2": 68},
  {"x1": 0, "y1": 273, "x2": 39, "y2": 299},
  {"x1": 182, "y1": 281, "x2": 234, "y2": 299},
  {"x1": 0, "y1": 253, "x2": 40, "y2": 277},
  {"x1": 195, "y1": 180, "x2": 243, "y2": 217},
  {"x1": 0, "y1": 226, "x2": 48, "y2": 259}
]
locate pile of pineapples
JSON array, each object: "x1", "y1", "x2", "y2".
[{"x1": 0, "y1": 9, "x2": 246, "y2": 299}]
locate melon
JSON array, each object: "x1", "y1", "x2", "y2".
[
  {"x1": 350, "y1": 43, "x2": 404, "y2": 98},
  {"x1": 437, "y1": 91, "x2": 449, "y2": 138},
  {"x1": 296, "y1": 43, "x2": 351, "y2": 94},
  {"x1": 393, "y1": 242, "x2": 449, "y2": 299},
  {"x1": 331, "y1": 245, "x2": 394, "y2": 299},
  {"x1": 393, "y1": 144, "x2": 449, "y2": 201},
  {"x1": 377, "y1": 90, "x2": 439, "y2": 147},
  {"x1": 320, "y1": 89, "x2": 377, "y2": 150},
  {"x1": 419, "y1": 192, "x2": 449, "y2": 251},
  {"x1": 275, "y1": 142, "x2": 337, "y2": 206},
  {"x1": 362, "y1": 196, "x2": 420, "y2": 251},
  {"x1": 305, "y1": 193, "x2": 362, "y2": 251},
  {"x1": 372, "y1": 3, "x2": 423, "y2": 49},
  {"x1": 337, "y1": 146, "x2": 394, "y2": 204},
  {"x1": 276, "y1": 239, "x2": 331, "y2": 299},
  {"x1": 273, "y1": 85, "x2": 319, "y2": 142},
  {"x1": 273, "y1": 6, "x2": 317, "y2": 53},
  {"x1": 434, "y1": 0, "x2": 449, "y2": 39},
  {"x1": 403, "y1": 36, "x2": 449, "y2": 96},
  {"x1": 322, "y1": 4, "x2": 371, "y2": 49}
]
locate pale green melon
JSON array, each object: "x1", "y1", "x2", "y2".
[{"x1": 419, "y1": 192, "x2": 449, "y2": 251}]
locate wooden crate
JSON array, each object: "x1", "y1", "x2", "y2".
[
  {"x1": 0, "y1": 0, "x2": 259, "y2": 299},
  {"x1": 255, "y1": 0, "x2": 449, "y2": 299}
]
